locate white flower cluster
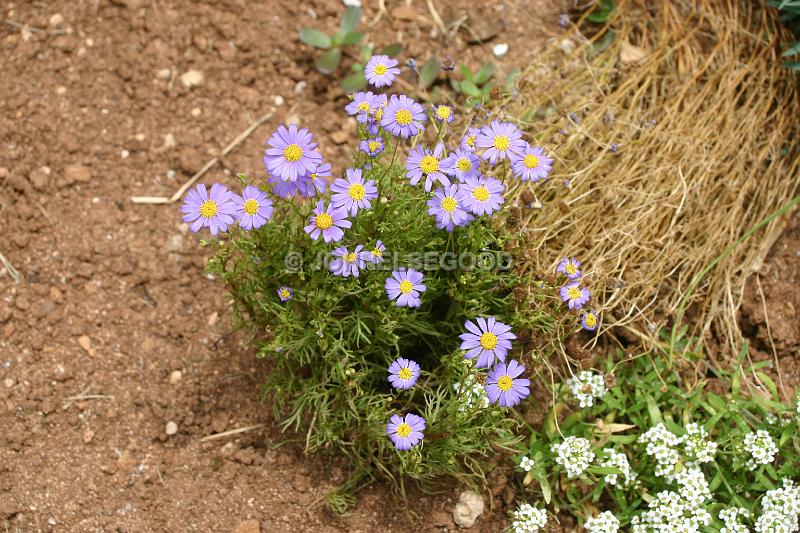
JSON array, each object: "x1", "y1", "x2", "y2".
[
  {"x1": 584, "y1": 510, "x2": 620, "y2": 533},
  {"x1": 754, "y1": 478, "x2": 800, "y2": 532},
  {"x1": 639, "y1": 422, "x2": 716, "y2": 479},
  {"x1": 453, "y1": 374, "x2": 489, "y2": 411},
  {"x1": 599, "y1": 448, "x2": 635, "y2": 486},
  {"x1": 796, "y1": 397, "x2": 800, "y2": 423},
  {"x1": 719, "y1": 507, "x2": 751, "y2": 533},
  {"x1": 743, "y1": 429, "x2": 778, "y2": 471},
  {"x1": 567, "y1": 370, "x2": 607, "y2": 408},
  {"x1": 682, "y1": 423, "x2": 718, "y2": 464},
  {"x1": 519, "y1": 455, "x2": 535, "y2": 472},
  {"x1": 631, "y1": 467, "x2": 713, "y2": 532},
  {"x1": 511, "y1": 503, "x2": 548, "y2": 533},
  {"x1": 551, "y1": 436, "x2": 594, "y2": 479}
]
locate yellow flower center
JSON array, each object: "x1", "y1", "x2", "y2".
[
  {"x1": 398, "y1": 367, "x2": 413, "y2": 380},
  {"x1": 585, "y1": 313, "x2": 597, "y2": 328},
  {"x1": 371, "y1": 248, "x2": 383, "y2": 258},
  {"x1": 398, "y1": 280, "x2": 413, "y2": 294},
  {"x1": 374, "y1": 64, "x2": 388, "y2": 76},
  {"x1": 456, "y1": 158, "x2": 472, "y2": 172},
  {"x1": 493, "y1": 135, "x2": 510, "y2": 151},
  {"x1": 396, "y1": 422, "x2": 411, "y2": 437},
  {"x1": 374, "y1": 108, "x2": 383, "y2": 120},
  {"x1": 441, "y1": 197, "x2": 457, "y2": 213},
  {"x1": 368, "y1": 141, "x2": 379, "y2": 152},
  {"x1": 348, "y1": 183, "x2": 366, "y2": 200},
  {"x1": 283, "y1": 143, "x2": 303, "y2": 162},
  {"x1": 497, "y1": 375, "x2": 513, "y2": 392},
  {"x1": 315, "y1": 213, "x2": 334, "y2": 230},
  {"x1": 358, "y1": 102, "x2": 370, "y2": 113},
  {"x1": 523, "y1": 154, "x2": 540, "y2": 169},
  {"x1": 279, "y1": 289, "x2": 291, "y2": 299},
  {"x1": 420, "y1": 155, "x2": 439, "y2": 174},
  {"x1": 345, "y1": 252, "x2": 357, "y2": 263},
  {"x1": 243, "y1": 199, "x2": 259, "y2": 215},
  {"x1": 199, "y1": 200, "x2": 218, "y2": 218},
  {"x1": 309, "y1": 173, "x2": 318, "y2": 180},
  {"x1": 565, "y1": 262, "x2": 577, "y2": 275},
  {"x1": 465, "y1": 134, "x2": 476, "y2": 147},
  {"x1": 395, "y1": 109, "x2": 412, "y2": 125},
  {"x1": 567, "y1": 287, "x2": 582, "y2": 300},
  {"x1": 472, "y1": 186, "x2": 490, "y2": 202},
  {"x1": 479, "y1": 332, "x2": 498, "y2": 350},
  {"x1": 436, "y1": 106, "x2": 452, "y2": 120}
]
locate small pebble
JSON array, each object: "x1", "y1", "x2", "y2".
[
  {"x1": 156, "y1": 68, "x2": 171, "y2": 80},
  {"x1": 191, "y1": 108, "x2": 201, "y2": 117},
  {"x1": 492, "y1": 43, "x2": 508, "y2": 57},
  {"x1": 165, "y1": 421, "x2": 178, "y2": 435},
  {"x1": 4, "y1": 378, "x2": 14, "y2": 388},
  {"x1": 169, "y1": 370, "x2": 182, "y2": 384},
  {"x1": 166, "y1": 170, "x2": 176, "y2": 180},
  {"x1": 120, "y1": 150, "x2": 130, "y2": 159},
  {"x1": 273, "y1": 95, "x2": 285, "y2": 106},
  {"x1": 179, "y1": 69, "x2": 204, "y2": 88},
  {"x1": 48, "y1": 13, "x2": 64, "y2": 27}
]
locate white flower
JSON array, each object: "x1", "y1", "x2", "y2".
[
  {"x1": 585, "y1": 511, "x2": 620, "y2": 533},
  {"x1": 720, "y1": 507, "x2": 751, "y2": 533},
  {"x1": 639, "y1": 423, "x2": 681, "y2": 478},
  {"x1": 567, "y1": 371, "x2": 607, "y2": 408},
  {"x1": 599, "y1": 448, "x2": 635, "y2": 486},
  {"x1": 551, "y1": 436, "x2": 594, "y2": 479},
  {"x1": 743, "y1": 429, "x2": 778, "y2": 471},
  {"x1": 680, "y1": 422, "x2": 717, "y2": 465},
  {"x1": 519, "y1": 456, "x2": 535, "y2": 472},
  {"x1": 453, "y1": 374, "x2": 489, "y2": 411},
  {"x1": 754, "y1": 479, "x2": 800, "y2": 532},
  {"x1": 511, "y1": 502, "x2": 547, "y2": 532}
]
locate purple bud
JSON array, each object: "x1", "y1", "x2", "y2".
[
  {"x1": 610, "y1": 143, "x2": 618, "y2": 154},
  {"x1": 405, "y1": 57, "x2": 417, "y2": 70},
  {"x1": 559, "y1": 14, "x2": 569, "y2": 28},
  {"x1": 568, "y1": 112, "x2": 581, "y2": 124}
]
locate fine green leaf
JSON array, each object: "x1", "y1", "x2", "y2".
[
  {"x1": 460, "y1": 79, "x2": 481, "y2": 97},
  {"x1": 316, "y1": 48, "x2": 342, "y2": 74},
  {"x1": 299, "y1": 28, "x2": 332, "y2": 49},
  {"x1": 381, "y1": 43, "x2": 403, "y2": 57},
  {"x1": 340, "y1": 31, "x2": 364, "y2": 46},
  {"x1": 474, "y1": 63, "x2": 496, "y2": 85},
  {"x1": 420, "y1": 57, "x2": 440, "y2": 88},
  {"x1": 341, "y1": 72, "x2": 367, "y2": 93},
  {"x1": 339, "y1": 6, "x2": 362, "y2": 36}
]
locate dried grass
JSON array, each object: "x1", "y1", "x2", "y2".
[{"x1": 506, "y1": 0, "x2": 800, "y2": 363}]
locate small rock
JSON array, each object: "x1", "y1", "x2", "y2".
[
  {"x1": 168, "y1": 370, "x2": 182, "y2": 384},
  {"x1": 207, "y1": 312, "x2": 219, "y2": 327},
  {"x1": 65, "y1": 164, "x2": 92, "y2": 183},
  {"x1": 29, "y1": 166, "x2": 51, "y2": 191},
  {"x1": 0, "y1": 167, "x2": 8, "y2": 178},
  {"x1": 180, "y1": 69, "x2": 204, "y2": 88},
  {"x1": 165, "y1": 233, "x2": 184, "y2": 252},
  {"x1": 492, "y1": 43, "x2": 509, "y2": 57},
  {"x1": 49, "y1": 286, "x2": 63, "y2": 303},
  {"x1": 4, "y1": 378, "x2": 14, "y2": 389},
  {"x1": 452, "y1": 490, "x2": 484, "y2": 528},
  {"x1": 559, "y1": 38, "x2": 576, "y2": 55},
  {"x1": 165, "y1": 421, "x2": 178, "y2": 435},
  {"x1": 292, "y1": 472, "x2": 311, "y2": 492},
  {"x1": 120, "y1": 149, "x2": 130, "y2": 159},
  {"x1": 156, "y1": 68, "x2": 172, "y2": 80},
  {"x1": 116, "y1": 450, "x2": 135, "y2": 472},
  {"x1": 49, "y1": 14, "x2": 65, "y2": 27},
  {"x1": 273, "y1": 95, "x2": 285, "y2": 106},
  {"x1": 391, "y1": 5, "x2": 419, "y2": 21},
  {"x1": 233, "y1": 519, "x2": 260, "y2": 533},
  {"x1": 163, "y1": 133, "x2": 176, "y2": 149},
  {"x1": 330, "y1": 130, "x2": 349, "y2": 145},
  {"x1": 77, "y1": 335, "x2": 92, "y2": 353},
  {"x1": 293, "y1": 81, "x2": 307, "y2": 94},
  {"x1": 83, "y1": 428, "x2": 94, "y2": 444}
]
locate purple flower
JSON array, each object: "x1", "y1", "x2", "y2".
[
  {"x1": 560, "y1": 282, "x2": 590, "y2": 310},
  {"x1": 277, "y1": 286, "x2": 293, "y2": 302},
  {"x1": 360, "y1": 137, "x2": 385, "y2": 157},
  {"x1": 460, "y1": 175, "x2": 504, "y2": 216},
  {"x1": 385, "y1": 268, "x2": 426, "y2": 308},
  {"x1": 263, "y1": 124, "x2": 323, "y2": 182},
  {"x1": 556, "y1": 257, "x2": 581, "y2": 280},
  {"x1": 381, "y1": 94, "x2": 426, "y2": 138},
  {"x1": 387, "y1": 357, "x2": 421, "y2": 389},
  {"x1": 345, "y1": 91, "x2": 382, "y2": 123},
  {"x1": 330, "y1": 168, "x2": 378, "y2": 216},
  {"x1": 432, "y1": 103, "x2": 454, "y2": 123},
  {"x1": 386, "y1": 413, "x2": 425, "y2": 450},
  {"x1": 461, "y1": 127, "x2": 481, "y2": 151},
  {"x1": 581, "y1": 309, "x2": 599, "y2": 332},
  {"x1": 427, "y1": 183, "x2": 470, "y2": 232},
  {"x1": 181, "y1": 183, "x2": 237, "y2": 235},
  {"x1": 304, "y1": 200, "x2": 351, "y2": 243},
  {"x1": 441, "y1": 148, "x2": 480, "y2": 182},
  {"x1": 365, "y1": 119, "x2": 380, "y2": 136},
  {"x1": 329, "y1": 245, "x2": 366, "y2": 278},
  {"x1": 511, "y1": 144, "x2": 553, "y2": 182},
  {"x1": 460, "y1": 317, "x2": 516, "y2": 368},
  {"x1": 232, "y1": 185, "x2": 273, "y2": 230},
  {"x1": 365, "y1": 55, "x2": 401, "y2": 88},
  {"x1": 361, "y1": 240, "x2": 385, "y2": 264},
  {"x1": 476, "y1": 121, "x2": 526, "y2": 164},
  {"x1": 406, "y1": 142, "x2": 450, "y2": 192},
  {"x1": 485, "y1": 359, "x2": 530, "y2": 408},
  {"x1": 269, "y1": 173, "x2": 308, "y2": 199},
  {"x1": 303, "y1": 162, "x2": 331, "y2": 197}
]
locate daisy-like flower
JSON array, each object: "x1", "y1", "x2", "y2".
[
  {"x1": 581, "y1": 309, "x2": 599, "y2": 332},
  {"x1": 232, "y1": 185, "x2": 273, "y2": 230},
  {"x1": 304, "y1": 200, "x2": 351, "y2": 243},
  {"x1": 304, "y1": 161, "x2": 332, "y2": 197},
  {"x1": 386, "y1": 413, "x2": 425, "y2": 450},
  {"x1": 360, "y1": 137, "x2": 385, "y2": 157},
  {"x1": 381, "y1": 94, "x2": 426, "y2": 138},
  {"x1": 432, "y1": 103, "x2": 454, "y2": 123},
  {"x1": 276, "y1": 286, "x2": 293, "y2": 302},
  {"x1": 365, "y1": 119, "x2": 380, "y2": 136},
  {"x1": 406, "y1": 142, "x2": 450, "y2": 192},
  {"x1": 329, "y1": 245, "x2": 366, "y2": 278},
  {"x1": 365, "y1": 55, "x2": 401, "y2": 88},
  {"x1": 263, "y1": 124, "x2": 323, "y2": 182},
  {"x1": 460, "y1": 317, "x2": 516, "y2": 368},
  {"x1": 460, "y1": 175, "x2": 505, "y2": 216},
  {"x1": 387, "y1": 357, "x2": 421, "y2": 389},
  {"x1": 427, "y1": 183, "x2": 470, "y2": 232},
  {"x1": 385, "y1": 268, "x2": 426, "y2": 308},
  {"x1": 560, "y1": 282, "x2": 590, "y2": 310},
  {"x1": 361, "y1": 240, "x2": 385, "y2": 264},
  {"x1": 345, "y1": 91, "x2": 382, "y2": 123},
  {"x1": 512, "y1": 144, "x2": 553, "y2": 182},
  {"x1": 441, "y1": 147, "x2": 480, "y2": 182},
  {"x1": 330, "y1": 168, "x2": 378, "y2": 216},
  {"x1": 476, "y1": 121, "x2": 526, "y2": 164},
  {"x1": 556, "y1": 257, "x2": 582, "y2": 280},
  {"x1": 519, "y1": 456, "x2": 535, "y2": 472},
  {"x1": 181, "y1": 183, "x2": 237, "y2": 235},
  {"x1": 485, "y1": 359, "x2": 530, "y2": 408},
  {"x1": 460, "y1": 127, "x2": 481, "y2": 152}
]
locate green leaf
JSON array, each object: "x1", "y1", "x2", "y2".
[
  {"x1": 783, "y1": 41, "x2": 800, "y2": 57},
  {"x1": 646, "y1": 394, "x2": 662, "y2": 426},
  {"x1": 419, "y1": 57, "x2": 440, "y2": 88},
  {"x1": 340, "y1": 31, "x2": 364, "y2": 46},
  {"x1": 474, "y1": 63, "x2": 496, "y2": 85},
  {"x1": 341, "y1": 72, "x2": 367, "y2": 93},
  {"x1": 361, "y1": 45, "x2": 373, "y2": 62},
  {"x1": 339, "y1": 6, "x2": 362, "y2": 36},
  {"x1": 459, "y1": 65, "x2": 474, "y2": 82},
  {"x1": 755, "y1": 372, "x2": 779, "y2": 400},
  {"x1": 316, "y1": 48, "x2": 342, "y2": 74},
  {"x1": 588, "y1": 466, "x2": 623, "y2": 475},
  {"x1": 535, "y1": 471, "x2": 552, "y2": 504},
  {"x1": 381, "y1": 43, "x2": 403, "y2": 57},
  {"x1": 299, "y1": 28, "x2": 332, "y2": 49},
  {"x1": 460, "y1": 79, "x2": 481, "y2": 97}
]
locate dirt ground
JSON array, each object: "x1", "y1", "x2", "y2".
[{"x1": 0, "y1": 0, "x2": 568, "y2": 531}]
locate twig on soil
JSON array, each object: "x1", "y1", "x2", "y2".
[
  {"x1": 62, "y1": 387, "x2": 114, "y2": 410},
  {"x1": 756, "y1": 275, "x2": 785, "y2": 397},
  {"x1": 130, "y1": 110, "x2": 275, "y2": 204},
  {"x1": 0, "y1": 250, "x2": 21, "y2": 283},
  {"x1": 61, "y1": 385, "x2": 91, "y2": 410},
  {"x1": 425, "y1": 0, "x2": 447, "y2": 36},
  {"x1": 199, "y1": 423, "x2": 265, "y2": 442},
  {"x1": 370, "y1": 0, "x2": 388, "y2": 25}
]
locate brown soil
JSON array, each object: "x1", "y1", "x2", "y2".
[{"x1": 0, "y1": 0, "x2": 565, "y2": 531}]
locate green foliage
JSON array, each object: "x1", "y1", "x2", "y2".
[
  {"x1": 586, "y1": 0, "x2": 615, "y2": 24},
  {"x1": 770, "y1": 0, "x2": 800, "y2": 70},
  {"x1": 299, "y1": 7, "x2": 365, "y2": 74}
]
